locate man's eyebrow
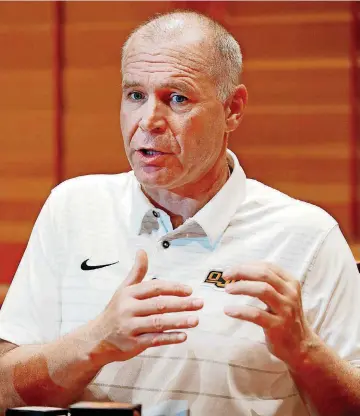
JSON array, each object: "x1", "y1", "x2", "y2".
[
  {"x1": 122, "y1": 79, "x2": 195, "y2": 94},
  {"x1": 158, "y1": 81, "x2": 195, "y2": 94},
  {"x1": 122, "y1": 79, "x2": 141, "y2": 89}
]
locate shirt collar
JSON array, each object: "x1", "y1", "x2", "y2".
[
  {"x1": 129, "y1": 176, "x2": 156, "y2": 234},
  {"x1": 191, "y1": 149, "x2": 246, "y2": 245},
  {"x1": 129, "y1": 149, "x2": 247, "y2": 244}
]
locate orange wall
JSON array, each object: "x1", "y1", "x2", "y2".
[
  {"x1": 0, "y1": 1, "x2": 358, "y2": 288},
  {"x1": 0, "y1": 2, "x2": 54, "y2": 285}
]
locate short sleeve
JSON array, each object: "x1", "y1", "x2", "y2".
[
  {"x1": 0, "y1": 192, "x2": 64, "y2": 345},
  {"x1": 302, "y1": 225, "x2": 360, "y2": 367}
]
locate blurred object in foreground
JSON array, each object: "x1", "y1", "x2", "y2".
[
  {"x1": 143, "y1": 400, "x2": 189, "y2": 416},
  {"x1": 70, "y1": 402, "x2": 141, "y2": 415},
  {"x1": 6, "y1": 407, "x2": 68, "y2": 415}
]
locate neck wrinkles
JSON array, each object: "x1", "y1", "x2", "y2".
[{"x1": 141, "y1": 158, "x2": 229, "y2": 229}]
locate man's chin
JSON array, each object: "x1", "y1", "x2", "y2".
[{"x1": 133, "y1": 167, "x2": 174, "y2": 189}]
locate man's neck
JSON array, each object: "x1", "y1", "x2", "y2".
[{"x1": 141, "y1": 156, "x2": 230, "y2": 229}]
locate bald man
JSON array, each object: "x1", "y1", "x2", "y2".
[{"x1": 1, "y1": 10, "x2": 360, "y2": 416}]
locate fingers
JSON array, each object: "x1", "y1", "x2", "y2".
[
  {"x1": 223, "y1": 263, "x2": 294, "y2": 296},
  {"x1": 137, "y1": 332, "x2": 187, "y2": 348},
  {"x1": 133, "y1": 314, "x2": 199, "y2": 335},
  {"x1": 134, "y1": 296, "x2": 204, "y2": 316},
  {"x1": 120, "y1": 250, "x2": 148, "y2": 288},
  {"x1": 129, "y1": 280, "x2": 193, "y2": 300},
  {"x1": 224, "y1": 304, "x2": 281, "y2": 329},
  {"x1": 225, "y1": 281, "x2": 289, "y2": 314}
]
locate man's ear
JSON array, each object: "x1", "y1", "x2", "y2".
[{"x1": 224, "y1": 85, "x2": 248, "y2": 133}]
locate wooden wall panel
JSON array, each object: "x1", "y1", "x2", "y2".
[
  {"x1": 353, "y1": 2, "x2": 360, "y2": 237},
  {"x1": 0, "y1": 2, "x2": 52, "y2": 25},
  {"x1": 0, "y1": 71, "x2": 52, "y2": 111},
  {"x1": 244, "y1": 67, "x2": 350, "y2": 107},
  {"x1": 65, "y1": 2, "x2": 175, "y2": 24},
  {"x1": 0, "y1": 2, "x2": 54, "y2": 286},
  {"x1": 231, "y1": 21, "x2": 350, "y2": 61},
  {"x1": 226, "y1": 2, "x2": 350, "y2": 16},
  {"x1": 0, "y1": 242, "x2": 26, "y2": 287},
  {"x1": 64, "y1": 113, "x2": 128, "y2": 177},
  {"x1": 65, "y1": 68, "x2": 120, "y2": 112},
  {"x1": 238, "y1": 112, "x2": 350, "y2": 146}
]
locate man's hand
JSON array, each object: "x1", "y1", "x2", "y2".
[
  {"x1": 92, "y1": 250, "x2": 204, "y2": 364},
  {"x1": 223, "y1": 263, "x2": 316, "y2": 369}
]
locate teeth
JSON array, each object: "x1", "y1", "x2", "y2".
[{"x1": 144, "y1": 150, "x2": 158, "y2": 155}]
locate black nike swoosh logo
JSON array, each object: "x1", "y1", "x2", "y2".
[{"x1": 81, "y1": 259, "x2": 119, "y2": 271}]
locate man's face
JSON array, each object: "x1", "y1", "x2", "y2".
[{"x1": 120, "y1": 36, "x2": 228, "y2": 190}]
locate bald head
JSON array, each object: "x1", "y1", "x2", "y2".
[{"x1": 121, "y1": 10, "x2": 243, "y2": 101}]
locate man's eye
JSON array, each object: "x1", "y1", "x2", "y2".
[
  {"x1": 171, "y1": 94, "x2": 188, "y2": 104},
  {"x1": 129, "y1": 91, "x2": 144, "y2": 101}
]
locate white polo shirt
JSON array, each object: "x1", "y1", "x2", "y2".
[{"x1": 1, "y1": 150, "x2": 360, "y2": 416}]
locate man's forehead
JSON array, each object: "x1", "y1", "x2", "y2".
[
  {"x1": 131, "y1": 22, "x2": 209, "y2": 49},
  {"x1": 122, "y1": 44, "x2": 213, "y2": 87},
  {"x1": 123, "y1": 29, "x2": 211, "y2": 66}
]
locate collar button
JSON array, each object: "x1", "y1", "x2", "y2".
[{"x1": 162, "y1": 240, "x2": 170, "y2": 249}]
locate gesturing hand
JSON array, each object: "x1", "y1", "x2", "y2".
[
  {"x1": 223, "y1": 263, "x2": 316, "y2": 369},
  {"x1": 93, "y1": 250, "x2": 204, "y2": 363}
]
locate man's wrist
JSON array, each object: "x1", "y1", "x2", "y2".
[
  {"x1": 286, "y1": 331, "x2": 324, "y2": 374},
  {"x1": 63, "y1": 317, "x2": 117, "y2": 370}
]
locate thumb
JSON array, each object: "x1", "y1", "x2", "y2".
[{"x1": 120, "y1": 249, "x2": 148, "y2": 288}]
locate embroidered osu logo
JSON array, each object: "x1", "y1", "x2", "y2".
[{"x1": 204, "y1": 271, "x2": 236, "y2": 289}]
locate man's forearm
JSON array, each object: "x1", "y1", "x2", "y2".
[
  {"x1": 289, "y1": 334, "x2": 360, "y2": 416},
  {"x1": 0, "y1": 320, "x2": 114, "y2": 409}
]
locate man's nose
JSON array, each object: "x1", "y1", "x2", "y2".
[{"x1": 139, "y1": 97, "x2": 166, "y2": 133}]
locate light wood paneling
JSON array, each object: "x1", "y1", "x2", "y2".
[
  {"x1": 0, "y1": 28, "x2": 52, "y2": 70},
  {"x1": 243, "y1": 67, "x2": 350, "y2": 107},
  {"x1": 226, "y1": 2, "x2": 350, "y2": 17},
  {"x1": 0, "y1": 70, "x2": 52, "y2": 111},
  {"x1": 0, "y1": 111, "x2": 53, "y2": 178},
  {"x1": 352, "y1": 243, "x2": 360, "y2": 260},
  {"x1": 64, "y1": 112, "x2": 128, "y2": 178},
  {"x1": 0, "y1": 222, "x2": 34, "y2": 244},
  {"x1": 64, "y1": 2, "x2": 175, "y2": 69},
  {"x1": 353, "y1": 1, "x2": 360, "y2": 237},
  {"x1": 0, "y1": 157, "x2": 52, "y2": 178},
  {"x1": 0, "y1": 3, "x2": 54, "y2": 285},
  {"x1": 0, "y1": 201, "x2": 43, "y2": 222},
  {"x1": 225, "y1": 17, "x2": 351, "y2": 61},
  {"x1": 0, "y1": 177, "x2": 52, "y2": 201},
  {"x1": 1, "y1": 111, "x2": 53, "y2": 148},
  {"x1": 0, "y1": 284, "x2": 9, "y2": 305},
  {"x1": 65, "y1": 2, "x2": 174, "y2": 24},
  {"x1": 0, "y1": 242, "x2": 26, "y2": 286},
  {"x1": 0, "y1": 2, "x2": 52, "y2": 25},
  {"x1": 64, "y1": 68, "x2": 120, "y2": 112},
  {"x1": 64, "y1": 28, "x2": 128, "y2": 69},
  {"x1": 233, "y1": 112, "x2": 350, "y2": 147},
  {"x1": 234, "y1": 151, "x2": 349, "y2": 184}
]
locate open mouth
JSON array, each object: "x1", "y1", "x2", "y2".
[{"x1": 139, "y1": 149, "x2": 165, "y2": 156}]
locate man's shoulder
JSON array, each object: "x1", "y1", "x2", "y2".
[
  {"x1": 244, "y1": 179, "x2": 337, "y2": 232},
  {"x1": 44, "y1": 172, "x2": 136, "y2": 219},
  {"x1": 51, "y1": 171, "x2": 134, "y2": 200}
]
